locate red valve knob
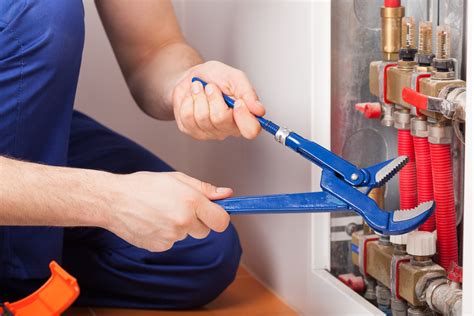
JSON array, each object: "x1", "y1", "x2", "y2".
[
  {"x1": 355, "y1": 102, "x2": 382, "y2": 119},
  {"x1": 447, "y1": 262, "x2": 463, "y2": 284},
  {"x1": 338, "y1": 273, "x2": 365, "y2": 293}
]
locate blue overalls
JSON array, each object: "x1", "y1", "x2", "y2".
[{"x1": 0, "y1": 0, "x2": 241, "y2": 309}]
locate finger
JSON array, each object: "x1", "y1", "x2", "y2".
[
  {"x1": 191, "y1": 81, "x2": 218, "y2": 135},
  {"x1": 172, "y1": 172, "x2": 233, "y2": 200},
  {"x1": 188, "y1": 219, "x2": 211, "y2": 239},
  {"x1": 195, "y1": 199, "x2": 230, "y2": 233},
  {"x1": 180, "y1": 95, "x2": 207, "y2": 140},
  {"x1": 144, "y1": 240, "x2": 174, "y2": 253},
  {"x1": 230, "y1": 71, "x2": 266, "y2": 116},
  {"x1": 233, "y1": 99, "x2": 262, "y2": 139},
  {"x1": 206, "y1": 83, "x2": 240, "y2": 137}
]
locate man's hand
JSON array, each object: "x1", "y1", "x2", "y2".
[
  {"x1": 97, "y1": 2, "x2": 265, "y2": 139},
  {"x1": 172, "y1": 61, "x2": 266, "y2": 140},
  {"x1": 0, "y1": 157, "x2": 232, "y2": 253},
  {"x1": 107, "y1": 171, "x2": 232, "y2": 252}
]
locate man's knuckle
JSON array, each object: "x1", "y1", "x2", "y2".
[
  {"x1": 195, "y1": 112, "x2": 209, "y2": 125},
  {"x1": 173, "y1": 215, "x2": 192, "y2": 229},
  {"x1": 212, "y1": 110, "x2": 230, "y2": 126}
]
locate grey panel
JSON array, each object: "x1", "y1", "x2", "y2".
[{"x1": 330, "y1": 0, "x2": 465, "y2": 275}]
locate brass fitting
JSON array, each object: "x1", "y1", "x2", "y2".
[
  {"x1": 381, "y1": 6, "x2": 405, "y2": 61},
  {"x1": 394, "y1": 109, "x2": 412, "y2": 130},
  {"x1": 351, "y1": 233, "x2": 445, "y2": 307},
  {"x1": 411, "y1": 116, "x2": 429, "y2": 138},
  {"x1": 386, "y1": 61, "x2": 417, "y2": 107},
  {"x1": 418, "y1": 76, "x2": 465, "y2": 99},
  {"x1": 428, "y1": 123, "x2": 453, "y2": 145}
]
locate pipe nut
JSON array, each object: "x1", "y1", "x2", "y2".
[
  {"x1": 428, "y1": 124, "x2": 453, "y2": 144},
  {"x1": 425, "y1": 278, "x2": 462, "y2": 315},
  {"x1": 381, "y1": 104, "x2": 395, "y2": 127},
  {"x1": 411, "y1": 117, "x2": 428, "y2": 138},
  {"x1": 432, "y1": 70, "x2": 456, "y2": 80},
  {"x1": 376, "y1": 285, "x2": 391, "y2": 306},
  {"x1": 394, "y1": 110, "x2": 412, "y2": 130},
  {"x1": 415, "y1": 272, "x2": 446, "y2": 303}
]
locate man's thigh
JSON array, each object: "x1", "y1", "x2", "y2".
[{"x1": 64, "y1": 111, "x2": 242, "y2": 309}]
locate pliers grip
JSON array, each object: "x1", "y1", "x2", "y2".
[{"x1": 215, "y1": 192, "x2": 348, "y2": 214}]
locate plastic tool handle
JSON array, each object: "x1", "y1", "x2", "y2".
[
  {"x1": 191, "y1": 77, "x2": 280, "y2": 135},
  {"x1": 191, "y1": 77, "x2": 365, "y2": 186}
]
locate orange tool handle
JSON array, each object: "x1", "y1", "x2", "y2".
[{"x1": 1, "y1": 261, "x2": 79, "y2": 316}]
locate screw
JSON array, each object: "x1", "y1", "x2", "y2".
[
  {"x1": 351, "y1": 173, "x2": 359, "y2": 181},
  {"x1": 402, "y1": 17, "x2": 416, "y2": 49},
  {"x1": 436, "y1": 25, "x2": 451, "y2": 59},
  {"x1": 418, "y1": 21, "x2": 433, "y2": 55}
]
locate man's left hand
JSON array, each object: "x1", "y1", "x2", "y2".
[{"x1": 172, "y1": 61, "x2": 266, "y2": 140}]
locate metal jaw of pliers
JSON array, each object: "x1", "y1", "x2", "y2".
[{"x1": 192, "y1": 78, "x2": 435, "y2": 235}]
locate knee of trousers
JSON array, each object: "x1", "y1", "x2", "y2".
[{"x1": 183, "y1": 224, "x2": 242, "y2": 308}]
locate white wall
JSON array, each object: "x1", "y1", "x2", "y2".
[{"x1": 77, "y1": 1, "x2": 371, "y2": 314}]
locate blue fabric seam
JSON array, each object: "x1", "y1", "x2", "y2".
[
  {"x1": 0, "y1": 0, "x2": 27, "y2": 33},
  {"x1": 3, "y1": 12, "x2": 26, "y2": 279}
]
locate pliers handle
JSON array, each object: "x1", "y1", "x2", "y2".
[{"x1": 192, "y1": 77, "x2": 366, "y2": 187}]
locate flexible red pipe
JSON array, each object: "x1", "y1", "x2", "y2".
[
  {"x1": 384, "y1": 0, "x2": 401, "y2": 7},
  {"x1": 413, "y1": 136, "x2": 436, "y2": 231},
  {"x1": 430, "y1": 143, "x2": 458, "y2": 270},
  {"x1": 398, "y1": 130, "x2": 418, "y2": 210}
]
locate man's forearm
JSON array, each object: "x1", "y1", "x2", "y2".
[
  {"x1": 0, "y1": 156, "x2": 112, "y2": 227},
  {"x1": 126, "y1": 41, "x2": 203, "y2": 120}
]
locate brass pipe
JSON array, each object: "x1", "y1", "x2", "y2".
[{"x1": 381, "y1": 6, "x2": 405, "y2": 61}]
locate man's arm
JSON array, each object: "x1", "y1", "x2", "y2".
[
  {"x1": 0, "y1": 156, "x2": 110, "y2": 227},
  {"x1": 95, "y1": 0, "x2": 200, "y2": 121},
  {"x1": 95, "y1": 0, "x2": 265, "y2": 140},
  {"x1": 0, "y1": 156, "x2": 231, "y2": 251}
]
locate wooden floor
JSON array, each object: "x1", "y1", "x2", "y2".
[{"x1": 65, "y1": 267, "x2": 297, "y2": 316}]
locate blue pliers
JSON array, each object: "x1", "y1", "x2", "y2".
[{"x1": 192, "y1": 78, "x2": 434, "y2": 235}]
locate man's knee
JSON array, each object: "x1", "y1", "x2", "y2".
[{"x1": 182, "y1": 224, "x2": 242, "y2": 308}]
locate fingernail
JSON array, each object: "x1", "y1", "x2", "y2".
[
  {"x1": 256, "y1": 100, "x2": 264, "y2": 108},
  {"x1": 216, "y1": 187, "x2": 232, "y2": 193},
  {"x1": 205, "y1": 84, "x2": 214, "y2": 96},
  {"x1": 192, "y1": 81, "x2": 202, "y2": 94},
  {"x1": 234, "y1": 99, "x2": 243, "y2": 108}
]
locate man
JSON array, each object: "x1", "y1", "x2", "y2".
[{"x1": 0, "y1": 0, "x2": 265, "y2": 309}]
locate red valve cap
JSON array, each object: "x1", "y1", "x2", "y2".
[
  {"x1": 355, "y1": 102, "x2": 382, "y2": 119},
  {"x1": 384, "y1": 0, "x2": 401, "y2": 7},
  {"x1": 338, "y1": 273, "x2": 365, "y2": 293}
]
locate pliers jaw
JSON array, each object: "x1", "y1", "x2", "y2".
[{"x1": 320, "y1": 164, "x2": 435, "y2": 235}]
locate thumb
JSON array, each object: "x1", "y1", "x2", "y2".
[{"x1": 172, "y1": 172, "x2": 233, "y2": 200}]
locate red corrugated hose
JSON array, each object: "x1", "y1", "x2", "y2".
[
  {"x1": 430, "y1": 143, "x2": 458, "y2": 270},
  {"x1": 398, "y1": 130, "x2": 418, "y2": 210},
  {"x1": 413, "y1": 136, "x2": 436, "y2": 231}
]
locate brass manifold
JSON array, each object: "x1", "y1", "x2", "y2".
[
  {"x1": 351, "y1": 231, "x2": 445, "y2": 307},
  {"x1": 369, "y1": 60, "x2": 466, "y2": 119}
]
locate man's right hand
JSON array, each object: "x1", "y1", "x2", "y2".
[{"x1": 106, "y1": 172, "x2": 232, "y2": 252}]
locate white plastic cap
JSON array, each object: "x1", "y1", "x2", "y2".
[
  {"x1": 407, "y1": 231, "x2": 437, "y2": 257},
  {"x1": 390, "y1": 233, "x2": 408, "y2": 245}
]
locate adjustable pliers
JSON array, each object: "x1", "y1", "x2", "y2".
[{"x1": 193, "y1": 78, "x2": 434, "y2": 235}]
